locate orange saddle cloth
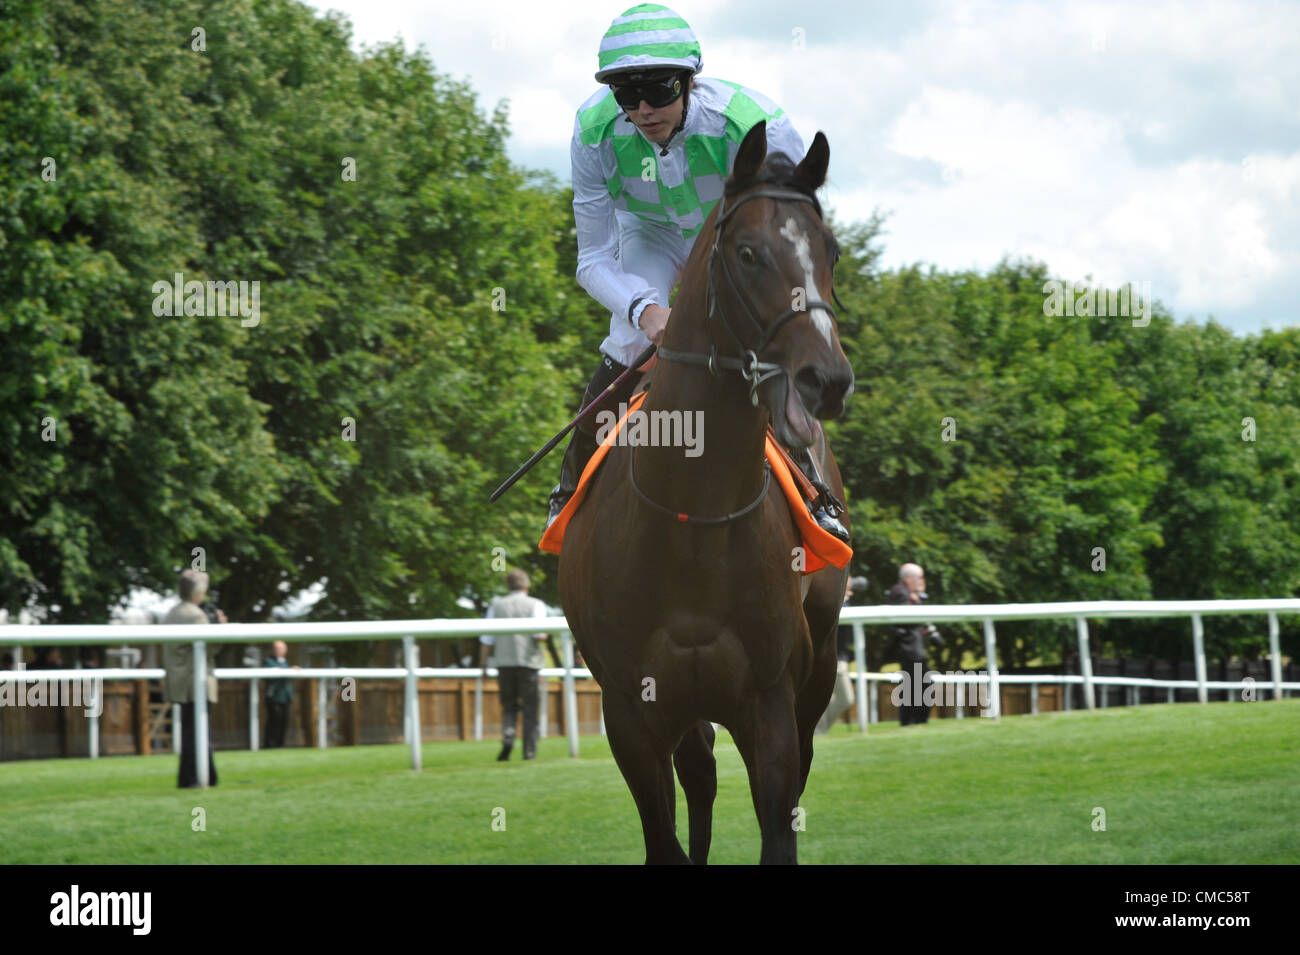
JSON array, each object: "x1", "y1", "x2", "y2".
[{"x1": 539, "y1": 391, "x2": 852, "y2": 574}]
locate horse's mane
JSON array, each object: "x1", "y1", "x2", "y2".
[{"x1": 723, "y1": 152, "x2": 822, "y2": 219}]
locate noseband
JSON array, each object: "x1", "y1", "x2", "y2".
[{"x1": 656, "y1": 187, "x2": 841, "y2": 406}]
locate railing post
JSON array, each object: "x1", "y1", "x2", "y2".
[
  {"x1": 1268, "y1": 612, "x2": 1283, "y2": 701},
  {"x1": 1029, "y1": 681, "x2": 1038, "y2": 716},
  {"x1": 403, "y1": 636, "x2": 421, "y2": 771},
  {"x1": 474, "y1": 670, "x2": 484, "y2": 741},
  {"x1": 1076, "y1": 616, "x2": 1096, "y2": 710},
  {"x1": 562, "y1": 630, "x2": 579, "y2": 758},
  {"x1": 982, "y1": 618, "x2": 1001, "y2": 720},
  {"x1": 249, "y1": 677, "x2": 260, "y2": 751},
  {"x1": 87, "y1": 674, "x2": 99, "y2": 760},
  {"x1": 173, "y1": 703, "x2": 181, "y2": 753},
  {"x1": 1192, "y1": 613, "x2": 1208, "y2": 704},
  {"x1": 316, "y1": 677, "x2": 327, "y2": 750},
  {"x1": 852, "y1": 621, "x2": 867, "y2": 734},
  {"x1": 193, "y1": 639, "x2": 209, "y2": 789},
  {"x1": 539, "y1": 669, "x2": 548, "y2": 740}
]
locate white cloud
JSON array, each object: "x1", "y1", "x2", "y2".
[
  {"x1": 309, "y1": 0, "x2": 1300, "y2": 332},
  {"x1": 499, "y1": 87, "x2": 578, "y2": 149}
]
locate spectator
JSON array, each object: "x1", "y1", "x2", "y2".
[
  {"x1": 264, "y1": 639, "x2": 297, "y2": 748},
  {"x1": 198, "y1": 588, "x2": 226, "y2": 626},
  {"x1": 886, "y1": 563, "x2": 944, "y2": 726},
  {"x1": 35, "y1": 646, "x2": 64, "y2": 669},
  {"x1": 479, "y1": 569, "x2": 552, "y2": 761},
  {"x1": 162, "y1": 569, "x2": 220, "y2": 788},
  {"x1": 817, "y1": 576, "x2": 868, "y2": 733}
]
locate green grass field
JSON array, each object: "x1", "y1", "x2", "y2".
[{"x1": 2, "y1": 701, "x2": 1297, "y2": 864}]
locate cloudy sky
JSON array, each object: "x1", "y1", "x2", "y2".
[{"x1": 308, "y1": 0, "x2": 1298, "y2": 335}]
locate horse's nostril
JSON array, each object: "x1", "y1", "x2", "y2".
[
  {"x1": 832, "y1": 368, "x2": 854, "y2": 403},
  {"x1": 795, "y1": 365, "x2": 854, "y2": 420}
]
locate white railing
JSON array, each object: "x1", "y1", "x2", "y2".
[
  {"x1": 837, "y1": 599, "x2": 1299, "y2": 728},
  {"x1": 1, "y1": 599, "x2": 1296, "y2": 785},
  {"x1": 0, "y1": 617, "x2": 593, "y2": 783}
]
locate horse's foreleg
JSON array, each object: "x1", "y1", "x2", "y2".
[
  {"x1": 732, "y1": 681, "x2": 801, "y2": 865},
  {"x1": 673, "y1": 719, "x2": 717, "y2": 865},
  {"x1": 602, "y1": 690, "x2": 690, "y2": 865},
  {"x1": 794, "y1": 618, "x2": 841, "y2": 795},
  {"x1": 797, "y1": 568, "x2": 848, "y2": 794}
]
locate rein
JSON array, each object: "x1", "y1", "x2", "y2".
[
  {"x1": 630, "y1": 450, "x2": 772, "y2": 525},
  {"x1": 629, "y1": 185, "x2": 837, "y2": 526}
]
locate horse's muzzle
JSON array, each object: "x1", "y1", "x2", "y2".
[{"x1": 794, "y1": 361, "x2": 854, "y2": 421}]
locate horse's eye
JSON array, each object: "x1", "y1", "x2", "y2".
[{"x1": 738, "y1": 246, "x2": 756, "y2": 265}]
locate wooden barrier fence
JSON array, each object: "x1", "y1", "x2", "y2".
[{"x1": 0, "y1": 677, "x2": 605, "y2": 761}]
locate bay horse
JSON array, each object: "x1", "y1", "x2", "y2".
[{"x1": 558, "y1": 121, "x2": 854, "y2": 864}]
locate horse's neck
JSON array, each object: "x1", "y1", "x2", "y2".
[{"x1": 637, "y1": 292, "x2": 769, "y2": 509}]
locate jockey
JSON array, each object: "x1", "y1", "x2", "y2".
[{"x1": 547, "y1": 3, "x2": 850, "y2": 544}]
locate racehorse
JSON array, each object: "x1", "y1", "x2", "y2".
[{"x1": 558, "y1": 121, "x2": 854, "y2": 864}]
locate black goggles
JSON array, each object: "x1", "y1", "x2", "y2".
[{"x1": 610, "y1": 73, "x2": 684, "y2": 110}]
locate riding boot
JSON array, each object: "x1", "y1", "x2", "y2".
[
  {"x1": 546, "y1": 353, "x2": 641, "y2": 528},
  {"x1": 793, "y1": 446, "x2": 852, "y2": 545},
  {"x1": 546, "y1": 426, "x2": 599, "y2": 528}
]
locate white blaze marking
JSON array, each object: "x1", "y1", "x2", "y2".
[{"x1": 779, "y1": 217, "x2": 833, "y2": 347}]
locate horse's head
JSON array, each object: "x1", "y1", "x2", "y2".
[{"x1": 705, "y1": 120, "x2": 855, "y2": 449}]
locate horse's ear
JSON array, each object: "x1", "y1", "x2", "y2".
[
  {"x1": 731, "y1": 120, "x2": 768, "y2": 187},
  {"x1": 793, "y1": 131, "x2": 829, "y2": 192}
]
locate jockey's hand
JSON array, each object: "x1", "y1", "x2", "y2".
[{"x1": 639, "y1": 304, "x2": 670, "y2": 347}]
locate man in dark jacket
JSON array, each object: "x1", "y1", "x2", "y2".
[
  {"x1": 886, "y1": 563, "x2": 944, "y2": 725},
  {"x1": 265, "y1": 640, "x2": 296, "y2": 748}
]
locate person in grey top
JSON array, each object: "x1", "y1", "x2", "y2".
[
  {"x1": 162, "y1": 569, "x2": 220, "y2": 787},
  {"x1": 479, "y1": 569, "x2": 552, "y2": 761}
]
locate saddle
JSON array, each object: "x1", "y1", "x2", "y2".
[{"x1": 540, "y1": 391, "x2": 852, "y2": 573}]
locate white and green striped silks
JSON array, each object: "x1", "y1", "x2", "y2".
[
  {"x1": 575, "y1": 77, "x2": 800, "y2": 240},
  {"x1": 594, "y1": 3, "x2": 703, "y2": 83}
]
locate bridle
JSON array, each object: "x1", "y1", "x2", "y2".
[
  {"x1": 656, "y1": 186, "x2": 843, "y2": 407},
  {"x1": 629, "y1": 185, "x2": 843, "y2": 525}
]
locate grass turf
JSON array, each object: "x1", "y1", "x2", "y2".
[{"x1": 2, "y1": 700, "x2": 1296, "y2": 864}]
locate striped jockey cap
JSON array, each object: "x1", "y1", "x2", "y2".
[{"x1": 594, "y1": 3, "x2": 703, "y2": 84}]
